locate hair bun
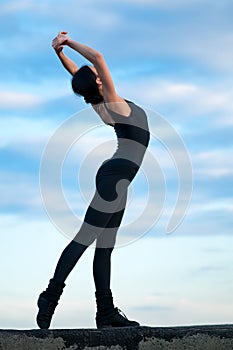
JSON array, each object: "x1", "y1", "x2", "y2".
[{"x1": 84, "y1": 95, "x2": 104, "y2": 105}]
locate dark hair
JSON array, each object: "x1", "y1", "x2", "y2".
[{"x1": 71, "y1": 65, "x2": 104, "y2": 105}]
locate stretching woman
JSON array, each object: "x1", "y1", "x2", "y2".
[{"x1": 36, "y1": 32, "x2": 150, "y2": 329}]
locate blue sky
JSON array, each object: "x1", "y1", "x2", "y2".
[{"x1": 0, "y1": 0, "x2": 233, "y2": 329}]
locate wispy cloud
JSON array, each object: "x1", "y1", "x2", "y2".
[
  {"x1": 120, "y1": 78, "x2": 233, "y2": 118},
  {"x1": 0, "y1": 90, "x2": 41, "y2": 109},
  {"x1": 0, "y1": 116, "x2": 56, "y2": 149},
  {"x1": 118, "y1": 0, "x2": 209, "y2": 8},
  {"x1": 193, "y1": 149, "x2": 233, "y2": 178},
  {"x1": 0, "y1": 0, "x2": 35, "y2": 14}
]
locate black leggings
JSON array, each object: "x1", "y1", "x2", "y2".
[{"x1": 53, "y1": 158, "x2": 139, "y2": 291}]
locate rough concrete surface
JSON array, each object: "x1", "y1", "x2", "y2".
[{"x1": 0, "y1": 325, "x2": 233, "y2": 350}]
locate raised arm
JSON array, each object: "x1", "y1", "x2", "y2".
[
  {"x1": 55, "y1": 51, "x2": 78, "y2": 76},
  {"x1": 52, "y1": 32, "x2": 78, "y2": 76},
  {"x1": 53, "y1": 32, "x2": 126, "y2": 104},
  {"x1": 67, "y1": 39, "x2": 122, "y2": 103}
]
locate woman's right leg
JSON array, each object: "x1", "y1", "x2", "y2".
[
  {"x1": 52, "y1": 241, "x2": 88, "y2": 283},
  {"x1": 52, "y1": 173, "x2": 126, "y2": 284}
]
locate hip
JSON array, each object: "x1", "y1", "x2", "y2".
[{"x1": 96, "y1": 157, "x2": 139, "y2": 179}]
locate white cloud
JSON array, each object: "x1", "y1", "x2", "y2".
[
  {"x1": 102, "y1": 1, "x2": 233, "y2": 73},
  {"x1": 0, "y1": 90, "x2": 41, "y2": 109},
  {"x1": 0, "y1": 0, "x2": 35, "y2": 14},
  {"x1": 0, "y1": 0, "x2": 121, "y2": 31},
  {"x1": 193, "y1": 149, "x2": 233, "y2": 178},
  {"x1": 0, "y1": 0, "x2": 213, "y2": 13},
  {"x1": 1, "y1": 0, "x2": 232, "y2": 74},
  {"x1": 180, "y1": 31, "x2": 233, "y2": 73},
  {"x1": 116, "y1": 0, "x2": 206, "y2": 8},
  {"x1": 0, "y1": 171, "x2": 41, "y2": 210},
  {"x1": 0, "y1": 77, "x2": 72, "y2": 111},
  {"x1": 219, "y1": 115, "x2": 233, "y2": 126},
  {"x1": 0, "y1": 116, "x2": 56, "y2": 150},
  {"x1": 190, "y1": 198, "x2": 233, "y2": 215},
  {"x1": 120, "y1": 78, "x2": 233, "y2": 120}
]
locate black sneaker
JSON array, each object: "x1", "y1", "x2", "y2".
[
  {"x1": 36, "y1": 279, "x2": 65, "y2": 329},
  {"x1": 36, "y1": 294, "x2": 58, "y2": 329},
  {"x1": 96, "y1": 307, "x2": 140, "y2": 329}
]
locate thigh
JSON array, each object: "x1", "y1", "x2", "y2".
[
  {"x1": 95, "y1": 191, "x2": 127, "y2": 248},
  {"x1": 75, "y1": 182, "x2": 127, "y2": 247},
  {"x1": 85, "y1": 160, "x2": 132, "y2": 226},
  {"x1": 74, "y1": 159, "x2": 136, "y2": 246},
  {"x1": 83, "y1": 173, "x2": 128, "y2": 228},
  {"x1": 95, "y1": 158, "x2": 138, "y2": 202}
]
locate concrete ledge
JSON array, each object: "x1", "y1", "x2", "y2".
[{"x1": 1, "y1": 325, "x2": 233, "y2": 350}]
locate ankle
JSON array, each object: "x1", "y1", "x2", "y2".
[
  {"x1": 95, "y1": 289, "x2": 115, "y2": 316},
  {"x1": 49, "y1": 278, "x2": 66, "y2": 289},
  {"x1": 95, "y1": 288, "x2": 112, "y2": 296},
  {"x1": 42, "y1": 278, "x2": 66, "y2": 302}
]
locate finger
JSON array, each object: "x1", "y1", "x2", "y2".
[{"x1": 52, "y1": 40, "x2": 59, "y2": 47}]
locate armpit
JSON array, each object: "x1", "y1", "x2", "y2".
[{"x1": 93, "y1": 103, "x2": 115, "y2": 126}]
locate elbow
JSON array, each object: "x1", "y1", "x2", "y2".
[
  {"x1": 93, "y1": 51, "x2": 104, "y2": 64},
  {"x1": 71, "y1": 68, "x2": 78, "y2": 76}
]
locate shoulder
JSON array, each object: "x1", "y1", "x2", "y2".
[
  {"x1": 103, "y1": 97, "x2": 133, "y2": 117},
  {"x1": 92, "y1": 103, "x2": 115, "y2": 125}
]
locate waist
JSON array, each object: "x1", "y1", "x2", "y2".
[
  {"x1": 113, "y1": 137, "x2": 149, "y2": 163},
  {"x1": 114, "y1": 124, "x2": 150, "y2": 148},
  {"x1": 101, "y1": 157, "x2": 139, "y2": 170}
]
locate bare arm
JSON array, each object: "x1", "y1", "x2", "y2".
[
  {"x1": 67, "y1": 39, "x2": 122, "y2": 103},
  {"x1": 53, "y1": 33, "x2": 124, "y2": 103},
  {"x1": 52, "y1": 32, "x2": 78, "y2": 76},
  {"x1": 67, "y1": 39, "x2": 102, "y2": 66},
  {"x1": 53, "y1": 32, "x2": 131, "y2": 115},
  {"x1": 55, "y1": 50, "x2": 78, "y2": 76}
]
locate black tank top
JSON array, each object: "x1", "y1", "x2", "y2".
[{"x1": 106, "y1": 100, "x2": 150, "y2": 168}]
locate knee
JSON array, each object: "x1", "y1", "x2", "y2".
[{"x1": 95, "y1": 247, "x2": 114, "y2": 256}]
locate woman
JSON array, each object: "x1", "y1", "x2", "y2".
[{"x1": 36, "y1": 32, "x2": 150, "y2": 329}]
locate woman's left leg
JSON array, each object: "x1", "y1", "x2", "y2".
[
  {"x1": 93, "y1": 195, "x2": 127, "y2": 292},
  {"x1": 92, "y1": 178, "x2": 140, "y2": 328}
]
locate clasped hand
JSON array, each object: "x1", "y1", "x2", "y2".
[{"x1": 52, "y1": 31, "x2": 70, "y2": 52}]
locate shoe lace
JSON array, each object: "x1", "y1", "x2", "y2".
[{"x1": 115, "y1": 308, "x2": 128, "y2": 320}]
